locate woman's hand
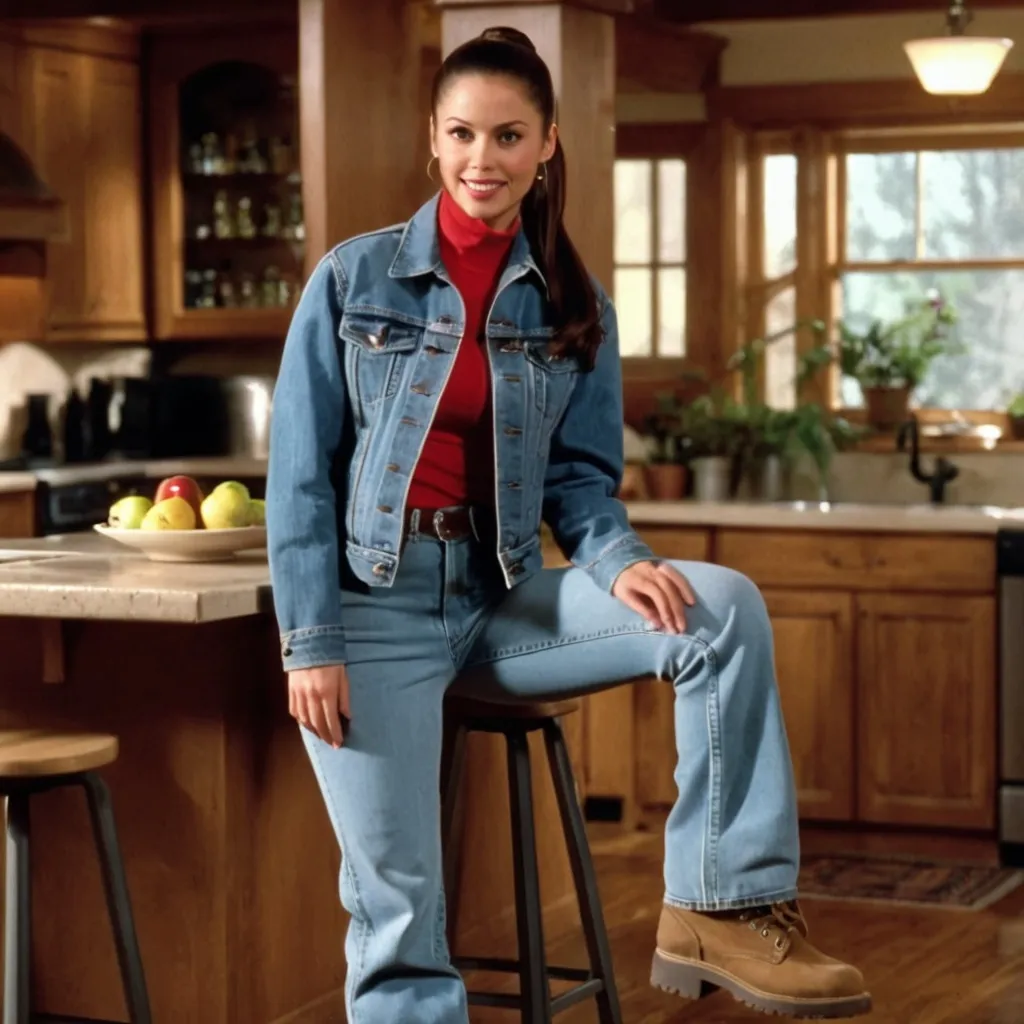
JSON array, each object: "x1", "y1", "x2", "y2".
[
  {"x1": 288, "y1": 664, "x2": 351, "y2": 748},
  {"x1": 612, "y1": 561, "x2": 696, "y2": 634}
]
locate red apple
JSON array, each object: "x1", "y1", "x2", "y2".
[{"x1": 154, "y1": 475, "x2": 205, "y2": 526}]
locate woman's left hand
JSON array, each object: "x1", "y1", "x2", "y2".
[{"x1": 612, "y1": 561, "x2": 696, "y2": 634}]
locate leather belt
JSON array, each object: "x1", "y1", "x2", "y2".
[{"x1": 404, "y1": 505, "x2": 494, "y2": 543}]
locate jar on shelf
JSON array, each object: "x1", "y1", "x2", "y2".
[
  {"x1": 213, "y1": 190, "x2": 235, "y2": 239},
  {"x1": 236, "y1": 196, "x2": 257, "y2": 239}
]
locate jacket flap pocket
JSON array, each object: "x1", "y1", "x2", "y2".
[
  {"x1": 339, "y1": 315, "x2": 420, "y2": 354},
  {"x1": 524, "y1": 340, "x2": 577, "y2": 374}
]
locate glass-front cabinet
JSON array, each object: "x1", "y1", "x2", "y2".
[{"x1": 149, "y1": 32, "x2": 301, "y2": 340}]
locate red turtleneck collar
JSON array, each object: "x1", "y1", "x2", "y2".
[{"x1": 437, "y1": 188, "x2": 520, "y2": 261}]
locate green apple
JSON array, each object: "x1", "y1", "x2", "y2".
[
  {"x1": 211, "y1": 480, "x2": 251, "y2": 503},
  {"x1": 140, "y1": 496, "x2": 197, "y2": 531},
  {"x1": 108, "y1": 495, "x2": 152, "y2": 530},
  {"x1": 201, "y1": 486, "x2": 251, "y2": 530},
  {"x1": 247, "y1": 498, "x2": 266, "y2": 527}
]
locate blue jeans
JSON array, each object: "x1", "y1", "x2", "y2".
[{"x1": 301, "y1": 521, "x2": 800, "y2": 1023}]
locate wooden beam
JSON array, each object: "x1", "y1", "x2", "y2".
[
  {"x1": 708, "y1": 74, "x2": 1024, "y2": 129},
  {"x1": 615, "y1": 16, "x2": 724, "y2": 94},
  {"x1": 437, "y1": 0, "x2": 634, "y2": 14},
  {"x1": 0, "y1": 0, "x2": 294, "y2": 25},
  {"x1": 615, "y1": 122, "x2": 705, "y2": 158},
  {"x1": 655, "y1": 0, "x2": 1023, "y2": 22}
]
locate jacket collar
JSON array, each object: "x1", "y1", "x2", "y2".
[{"x1": 388, "y1": 191, "x2": 547, "y2": 292}]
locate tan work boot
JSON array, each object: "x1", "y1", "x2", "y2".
[{"x1": 651, "y1": 902, "x2": 871, "y2": 1019}]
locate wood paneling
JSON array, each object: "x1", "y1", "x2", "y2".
[
  {"x1": 857, "y1": 592, "x2": 997, "y2": 830},
  {"x1": 717, "y1": 529, "x2": 995, "y2": 594},
  {"x1": 656, "y1": 0, "x2": 1024, "y2": 21},
  {"x1": 615, "y1": 16, "x2": 724, "y2": 94},
  {"x1": 709, "y1": 75, "x2": 1024, "y2": 129},
  {"x1": 0, "y1": 491, "x2": 35, "y2": 537}
]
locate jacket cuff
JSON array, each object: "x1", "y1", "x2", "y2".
[
  {"x1": 584, "y1": 533, "x2": 658, "y2": 593},
  {"x1": 279, "y1": 626, "x2": 348, "y2": 672}
]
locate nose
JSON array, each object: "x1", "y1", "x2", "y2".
[{"x1": 467, "y1": 136, "x2": 496, "y2": 170}]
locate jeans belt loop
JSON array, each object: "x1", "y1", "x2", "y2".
[
  {"x1": 469, "y1": 506, "x2": 482, "y2": 543},
  {"x1": 409, "y1": 508, "x2": 421, "y2": 538}
]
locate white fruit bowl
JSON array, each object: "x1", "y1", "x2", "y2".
[{"x1": 93, "y1": 524, "x2": 267, "y2": 563}]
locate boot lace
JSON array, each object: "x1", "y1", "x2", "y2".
[{"x1": 737, "y1": 902, "x2": 806, "y2": 950}]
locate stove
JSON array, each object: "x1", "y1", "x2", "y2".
[{"x1": 0, "y1": 458, "x2": 152, "y2": 534}]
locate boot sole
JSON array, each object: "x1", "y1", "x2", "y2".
[{"x1": 651, "y1": 949, "x2": 873, "y2": 1019}]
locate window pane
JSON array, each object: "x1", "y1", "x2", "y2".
[
  {"x1": 840, "y1": 270, "x2": 1024, "y2": 410},
  {"x1": 657, "y1": 159, "x2": 686, "y2": 263},
  {"x1": 845, "y1": 152, "x2": 917, "y2": 262},
  {"x1": 763, "y1": 154, "x2": 797, "y2": 278},
  {"x1": 658, "y1": 267, "x2": 686, "y2": 356},
  {"x1": 614, "y1": 268, "x2": 652, "y2": 356},
  {"x1": 614, "y1": 160, "x2": 652, "y2": 265},
  {"x1": 765, "y1": 285, "x2": 797, "y2": 410},
  {"x1": 922, "y1": 148, "x2": 1024, "y2": 260}
]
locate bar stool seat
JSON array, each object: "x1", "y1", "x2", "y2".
[
  {"x1": 441, "y1": 694, "x2": 622, "y2": 1024},
  {"x1": 0, "y1": 729, "x2": 152, "y2": 1024}
]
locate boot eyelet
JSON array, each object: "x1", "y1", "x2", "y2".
[
  {"x1": 749, "y1": 922, "x2": 757, "y2": 930},
  {"x1": 775, "y1": 937, "x2": 785, "y2": 950},
  {"x1": 761, "y1": 928, "x2": 770, "y2": 938}
]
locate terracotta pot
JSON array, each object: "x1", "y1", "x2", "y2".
[
  {"x1": 645, "y1": 462, "x2": 687, "y2": 500},
  {"x1": 863, "y1": 385, "x2": 911, "y2": 430}
]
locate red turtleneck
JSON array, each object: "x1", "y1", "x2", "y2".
[{"x1": 407, "y1": 189, "x2": 518, "y2": 509}]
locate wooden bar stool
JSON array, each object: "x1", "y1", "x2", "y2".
[
  {"x1": 441, "y1": 696, "x2": 621, "y2": 1024},
  {"x1": 0, "y1": 730, "x2": 152, "y2": 1024}
]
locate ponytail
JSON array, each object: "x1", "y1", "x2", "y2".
[{"x1": 432, "y1": 29, "x2": 605, "y2": 371}]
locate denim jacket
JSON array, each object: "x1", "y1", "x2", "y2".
[{"x1": 266, "y1": 193, "x2": 656, "y2": 671}]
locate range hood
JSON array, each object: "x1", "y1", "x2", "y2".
[{"x1": 0, "y1": 131, "x2": 68, "y2": 243}]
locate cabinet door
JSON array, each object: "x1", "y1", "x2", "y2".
[
  {"x1": 0, "y1": 492, "x2": 35, "y2": 538},
  {"x1": 764, "y1": 589, "x2": 855, "y2": 821},
  {"x1": 24, "y1": 47, "x2": 145, "y2": 342},
  {"x1": 857, "y1": 592, "x2": 996, "y2": 829}
]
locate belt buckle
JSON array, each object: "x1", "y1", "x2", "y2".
[{"x1": 432, "y1": 508, "x2": 462, "y2": 542}]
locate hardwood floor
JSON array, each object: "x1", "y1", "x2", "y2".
[{"x1": 462, "y1": 826, "x2": 1024, "y2": 1023}]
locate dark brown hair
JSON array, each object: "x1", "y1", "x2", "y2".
[{"x1": 431, "y1": 27, "x2": 603, "y2": 371}]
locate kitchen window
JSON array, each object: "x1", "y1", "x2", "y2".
[{"x1": 613, "y1": 157, "x2": 687, "y2": 358}]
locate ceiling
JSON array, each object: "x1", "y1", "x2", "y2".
[{"x1": 656, "y1": 0, "x2": 1021, "y2": 22}]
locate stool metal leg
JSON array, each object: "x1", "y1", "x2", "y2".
[
  {"x1": 440, "y1": 723, "x2": 467, "y2": 951},
  {"x1": 80, "y1": 773, "x2": 152, "y2": 1024},
  {"x1": 544, "y1": 721, "x2": 623, "y2": 1024},
  {"x1": 506, "y1": 729, "x2": 552, "y2": 1024},
  {"x1": 3, "y1": 793, "x2": 31, "y2": 1024}
]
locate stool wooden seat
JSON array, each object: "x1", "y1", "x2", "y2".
[
  {"x1": 0, "y1": 730, "x2": 118, "y2": 777},
  {"x1": 441, "y1": 695, "x2": 621, "y2": 1023},
  {"x1": 0, "y1": 729, "x2": 151, "y2": 1024}
]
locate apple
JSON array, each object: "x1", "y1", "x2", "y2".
[
  {"x1": 140, "y1": 496, "x2": 197, "y2": 531},
  {"x1": 108, "y1": 495, "x2": 152, "y2": 529},
  {"x1": 200, "y1": 484, "x2": 252, "y2": 530},
  {"x1": 247, "y1": 498, "x2": 266, "y2": 527},
  {"x1": 154, "y1": 475, "x2": 204, "y2": 524}
]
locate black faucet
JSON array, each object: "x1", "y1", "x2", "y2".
[{"x1": 896, "y1": 415, "x2": 960, "y2": 504}]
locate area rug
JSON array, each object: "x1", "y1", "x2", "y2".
[{"x1": 797, "y1": 853, "x2": 1024, "y2": 911}]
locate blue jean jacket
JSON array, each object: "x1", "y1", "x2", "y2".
[{"x1": 266, "y1": 193, "x2": 656, "y2": 670}]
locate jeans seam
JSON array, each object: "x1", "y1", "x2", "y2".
[
  {"x1": 465, "y1": 622, "x2": 690, "y2": 667},
  {"x1": 702, "y1": 649, "x2": 722, "y2": 906},
  {"x1": 306, "y1": 738, "x2": 372, "y2": 1023}
]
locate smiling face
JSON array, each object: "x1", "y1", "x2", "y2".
[{"x1": 431, "y1": 72, "x2": 557, "y2": 231}]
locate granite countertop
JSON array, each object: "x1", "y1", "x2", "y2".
[
  {"x1": 0, "y1": 533, "x2": 270, "y2": 624},
  {"x1": 624, "y1": 499, "x2": 1024, "y2": 535},
  {"x1": 0, "y1": 473, "x2": 38, "y2": 494},
  {"x1": 28, "y1": 457, "x2": 269, "y2": 487}
]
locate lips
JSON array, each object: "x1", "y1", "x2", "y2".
[{"x1": 462, "y1": 179, "x2": 505, "y2": 196}]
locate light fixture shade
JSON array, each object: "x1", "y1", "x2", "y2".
[{"x1": 904, "y1": 36, "x2": 1014, "y2": 95}]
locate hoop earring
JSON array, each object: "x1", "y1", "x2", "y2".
[{"x1": 427, "y1": 155, "x2": 438, "y2": 183}]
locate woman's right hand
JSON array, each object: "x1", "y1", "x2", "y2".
[{"x1": 288, "y1": 664, "x2": 350, "y2": 748}]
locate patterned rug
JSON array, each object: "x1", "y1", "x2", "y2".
[{"x1": 797, "y1": 852, "x2": 1024, "y2": 911}]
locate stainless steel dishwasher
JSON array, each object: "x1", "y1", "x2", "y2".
[{"x1": 998, "y1": 528, "x2": 1024, "y2": 864}]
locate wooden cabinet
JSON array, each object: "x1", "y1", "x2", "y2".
[
  {"x1": 148, "y1": 30, "x2": 301, "y2": 341},
  {"x1": 0, "y1": 491, "x2": 36, "y2": 538},
  {"x1": 857, "y1": 592, "x2": 996, "y2": 830},
  {"x1": 19, "y1": 34, "x2": 145, "y2": 342}
]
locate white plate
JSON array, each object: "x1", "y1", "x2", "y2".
[{"x1": 93, "y1": 524, "x2": 267, "y2": 563}]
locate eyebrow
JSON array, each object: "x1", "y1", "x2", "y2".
[{"x1": 445, "y1": 117, "x2": 529, "y2": 129}]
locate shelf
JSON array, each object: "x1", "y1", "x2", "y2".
[{"x1": 157, "y1": 306, "x2": 294, "y2": 342}]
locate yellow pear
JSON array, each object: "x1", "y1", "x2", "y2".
[
  {"x1": 201, "y1": 486, "x2": 251, "y2": 530},
  {"x1": 140, "y1": 496, "x2": 196, "y2": 531}
]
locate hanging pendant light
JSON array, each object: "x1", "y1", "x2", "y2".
[{"x1": 904, "y1": 1, "x2": 1014, "y2": 96}]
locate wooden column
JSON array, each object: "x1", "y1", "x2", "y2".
[{"x1": 298, "y1": 0, "x2": 426, "y2": 270}]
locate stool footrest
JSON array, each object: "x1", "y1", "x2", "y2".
[
  {"x1": 453, "y1": 955, "x2": 591, "y2": 982},
  {"x1": 456, "y1": 956, "x2": 606, "y2": 1016}
]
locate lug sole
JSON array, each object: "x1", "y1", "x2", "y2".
[{"x1": 650, "y1": 949, "x2": 873, "y2": 1020}]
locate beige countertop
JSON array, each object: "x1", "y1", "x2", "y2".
[
  {"x1": 0, "y1": 532, "x2": 270, "y2": 624},
  {"x1": 624, "y1": 499, "x2": 1024, "y2": 535},
  {"x1": 0, "y1": 473, "x2": 38, "y2": 494}
]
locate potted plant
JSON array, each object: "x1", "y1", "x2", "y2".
[
  {"x1": 1007, "y1": 391, "x2": 1024, "y2": 441},
  {"x1": 836, "y1": 292, "x2": 958, "y2": 429},
  {"x1": 642, "y1": 394, "x2": 688, "y2": 500}
]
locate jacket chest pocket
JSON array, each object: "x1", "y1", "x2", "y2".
[
  {"x1": 524, "y1": 341, "x2": 578, "y2": 427},
  {"x1": 340, "y1": 316, "x2": 421, "y2": 415}
]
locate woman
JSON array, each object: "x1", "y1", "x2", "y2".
[{"x1": 266, "y1": 26, "x2": 870, "y2": 1023}]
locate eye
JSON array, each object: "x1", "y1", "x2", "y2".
[
  {"x1": 449, "y1": 127, "x2": 472, "y2": 141},
  {"x1": 498, "y1": 130, "x2": 522, "y2": 145}
]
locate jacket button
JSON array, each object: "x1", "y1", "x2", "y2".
[
  {"x1": 506, "y1": 481, "x2": 522, "y2": 489},
  {"x1": 386, "y1": 463, "x2": 400, "y2": 472},
  {"x1": 281, "y1": 643, "x2": 293, "y2": 657},
  {"x1": 509, "y1": 561, "x2": 525, "y2": 576},
  {"x1": 372, "y1": 563, "x2": 390, "y2": 577},
  {"x1": 499, "y1": 340, "x2": 523, "y2": 353},
  {"x1": 410, "y1": 383, "x2": 430, "y2": 395},
  {"x1": 377, "y1": 504, "x2": 393, "y2": 514},
  {"x1": 504, "y1": 426, "x2": 522, "y2": 436}
]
